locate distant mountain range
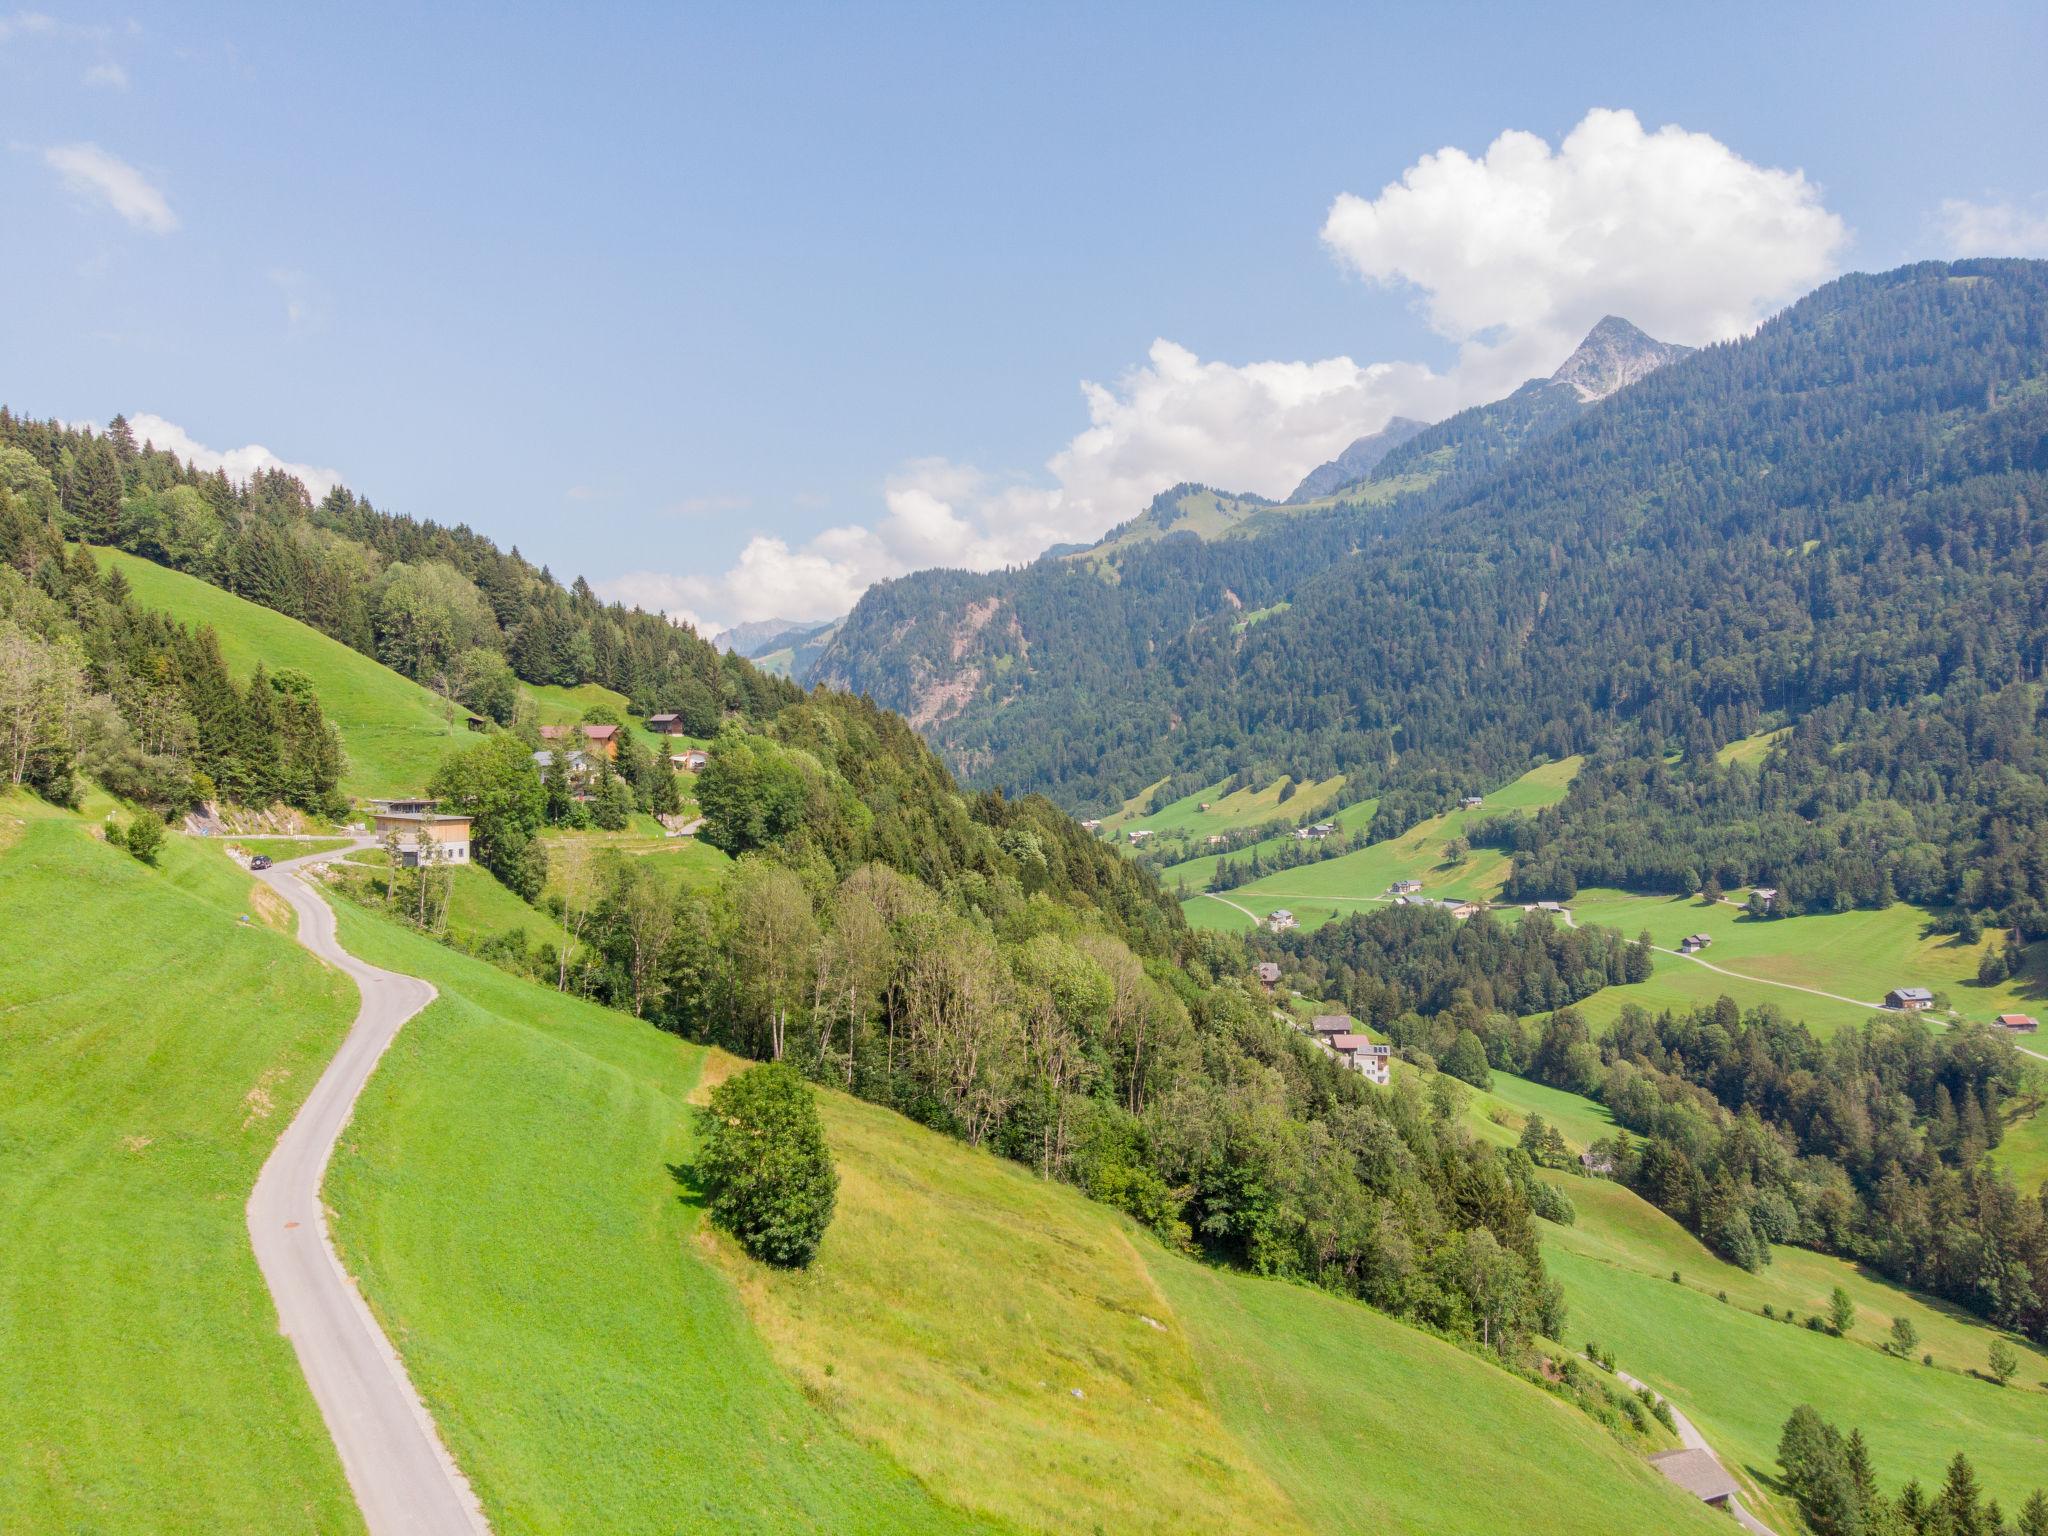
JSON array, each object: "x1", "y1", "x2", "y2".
[
  {"x1": 713, "y1": 614, "x2": 843, "y2": 682},
  {"x1": 811, "y1": 265, "x2": 2048, "y2": 861},
  {"x1": 1287, "y1": 416, "x2": 1430, "y2": 502},
  {"x1": 813, "y1": 311, "x2": 1697, "y2": 755}
]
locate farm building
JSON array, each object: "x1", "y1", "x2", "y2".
[
  {"x1": 1266, "y1": 909, "x2": 1298, "y2": 932},
  {"x1": 1080, "y1": 819, "x2": 1101, "y2": 831},
  {"x1": 1679, "y1": 933, "x2": 1713, "y2": 954},
  {"x1": 1995, "y1": 1013, "x2": 2039, "y2": 1033},
  {"x1": 1311, "y1": 1015, "x2": 1354, "y2": 1038},
  {"x1": 669, "y1": 748, "x2": 709, "y2": 771},
  {"x1": 1449, "y1": 900, "x2": 1485, "y2": 920},
  {"x1": 1127, "y1": 828, "x2": 1154, "y2": 845},
  {"x1": 372, "y1": 810, "x2": 472, "y2": 868},
  {"x1": 1390, "y1": 878, "x2": 1423, "y2": 895},
  {"x1": 538, "y1": 723, "x2": 620, "y2": 760},
  {"x1": 1579, "y1": 1148, "x2": 1615, "y2": 1175},
  {"x1": 1255, "y1": 962, "x2": 1282, "y2": 988},
  {"x1": 1751, "y1": 886, "x2": 1778, "y2": 907},
  {"x1": 1885, "y1": 987, "x2": 1935, "y2": 1011},
  {"x1": 1460, "y1": 795, "x2": 1483, "y2": 809},
  {"x1": 1329, "y1": 1034, "x2": 1392, "y2": 1085},
  {"x1": 646, "y1": 713, "x2": 690, "y2": 735},
  {"x1": 1648, "y1": 1448, "x2": 1739, "y2": 1508}
]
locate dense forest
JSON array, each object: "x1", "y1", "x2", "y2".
[
  {"x1": 823, "y1": 261, "x2": 2048, "y2": 933},
  {"x1": 0, "y1": 408, "x2": 794, "y2": 731},
  {"x1": 1, "y1": 494, "x2": 343, "y2": 815}
]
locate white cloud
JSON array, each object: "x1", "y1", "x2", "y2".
[
  {"x1": 128, "y1": 413, "x2": 345, "y2": 500},
  {"x1": 1936, "y1": 196, "x2": 2048, "y2": 258},
  {"x1": 43, "y1": 142, "x2": 176, "y2": 233},
  {"x1": 82, "y1": 59, "x2": 125, "y2": 87},
  {"x1": 1321, "y1": 106, "x2": 1848, "y2": 394},
  {"x1": 610, "y1": 108, "x2": 1848, "y2": 630},
  {"x1": 0, "y1": 12, "x2": 58, "y2": 42}
]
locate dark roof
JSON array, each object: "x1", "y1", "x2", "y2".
[
  {"x1": 1889, "y1": 986, "x2": 1934, "y2": 1001},
  {"x1": 1649, "y1": 1449, "x2": 1739, "y2": 1503},
  {"x1": 1311, "y1": 1014, "x2": 1353, "y2": 1032}
]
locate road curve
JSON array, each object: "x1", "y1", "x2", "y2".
[
  {"x1": 247, "y1": 843, "x2": 491, "y2": 1536},
  {"x1": 1601, "y1": 1361, "x2": 1778, "y2": 1536}
]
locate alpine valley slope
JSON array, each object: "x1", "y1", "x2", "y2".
[
  {"x1": 318, "y1": 892, "x2": 1727, "y2": 1536},
  {"x1": 813, "y1": 312, "x2": 1695, "y2": 801},
  {"x1": 815, "y1": 262, "x2": 2048, "y2": 848}
]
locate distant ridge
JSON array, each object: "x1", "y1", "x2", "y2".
[{"x1": 1287, "y1": 416, "x2": 1431, "y2": 502}]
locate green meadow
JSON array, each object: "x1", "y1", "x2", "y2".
[
  {"x1": 1159, "y1": 794, "x2": 1381, "y2": 890},
  {"x1": 0, "y1": 796, "x2": 362, "y2": 1534},
  {"x1": 1447, "y1": 1058, "x2": 2048, "y2": 1523},
  {"x1": 321, "y1": 908, "x2": 985, "y2": 1535},
  {"x1": 97, "y1": 547, "x2": 471, "y2": 799},
  {"x1": 1107, "y1": 771, "x2": 1349, "y2": 846},
  {"x1": 538, "y1": 819, "x2": 730, "y2": 904},
  {"x1": 322, "y1": 891, "x2": 1722, "y2": 1535},
  {"x1": 1187, "y1": 757, "x2": 1581, "y2": 933},
  {"x1": 1546, "y1": 1179, "x2": 2048, "y2": 1524},
  {"x1": 1567, "y1": 887, "x2": 2048, "y2": 1030},
  {"x1": 1150, "y1": 1258, "x2": 1721, "y2": 1536}
]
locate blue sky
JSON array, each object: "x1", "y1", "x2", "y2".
[{"x1": 4, "y1": 1, "x2": 2045, "y2": 630}]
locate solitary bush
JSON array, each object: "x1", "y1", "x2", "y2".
[
  {"x1": 698, "y1": 1061, "x2": 838, "y2": 1267},
  {"x1": 113, "y1": 809, "x2": 166, "y2": 865}
]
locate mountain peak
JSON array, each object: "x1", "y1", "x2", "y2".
[{"x1": 1549, "y1": 316, "x2": 1692, "y2": 402}]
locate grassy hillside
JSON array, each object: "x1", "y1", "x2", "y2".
[
  {"x1": 1547, "y1": 1185, "x2": 2048, "y2": 1522},
  {"x1": 321, "y1": 909, "x2": 988, "y2": 1534},
  {"x1": 1451, "y1": 1062, "x2": 2048, "y2": 1519},
  {"x1": 1149, "y1": 1259, "x2": 1719, "y2": 1536},
  {"x1": 1160, "y1": 794, "x2": 1380, "y2": 891},
  {"x1": 1186, "y1": 758, "x2": 1580, "y2": 933},
  {"x1": 1104, "y1": 771, "x2": 1347, "y2": 843},
  {"x1": 1568, "y1": 887, "x2": 2048, "y2": 1031},
  {"x1": 322, "y1": 895, "x2": 1725, "y2": 1535},
  {"x1": 0, "y1": 795, "x2": 362, "y2": 1534},
  {"x1": 98, "y1": 547, "x2": 470, "y2": 798},
  {"x1": 539, "y1": 821, "x2": 729, "y2": 904}
]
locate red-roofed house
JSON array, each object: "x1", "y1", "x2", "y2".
[{"x1": 1995, "y1": 1013, "x2": 2039, "y2": 1033}]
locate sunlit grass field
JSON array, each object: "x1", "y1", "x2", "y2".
[
  {"x1": 322, "y1": 890, "x2": 1724, "y2": 1535},
  {"x1": 1183, "y1": 758, "x2": 1580, "y2": 933},
  {"x1": 98, "y1": 547, "x2": 470, "y2": 798},
  {"x1": 0, "y1": 797, "x2": 362, "y2": 1534}
]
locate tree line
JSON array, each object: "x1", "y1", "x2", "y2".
[
  {"x1": 1, "y1": 494, "x2": 343, "y2": 815},
  {"x1": 0, "y1": 407, "x2": 796, "y2": 734}
]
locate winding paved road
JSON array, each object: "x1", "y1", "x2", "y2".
[{"x1": 247, "y1": 842, "x2": 491, "y2": 1536}]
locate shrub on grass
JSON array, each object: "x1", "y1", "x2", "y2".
[
  {"x1": 112, "y1": 809, "x2": 166, "y2": 864},
  {"x1": 1989, "y1": 1339, "x2": 2019, "y2": 1387},
  {"x1": 698, "y1": 1061, "x2": 838, "y2": 1267}
]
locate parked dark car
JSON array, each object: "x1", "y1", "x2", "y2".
[{"x1": 250, "y1": 854, "x2": 273, "y2": 871}]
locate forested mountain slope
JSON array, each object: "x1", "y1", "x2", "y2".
[
  {"x1": 813, "y1": 313, "x2": 1691, "y2": 783},
  {"x1": 820, "y1": 261, "x2": 2048, "y2": 928},
  {"x1": 0, "y1": 407, "x2": 792, "y2": 734}
]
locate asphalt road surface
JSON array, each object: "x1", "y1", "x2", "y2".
[{"x1": 247, "y1": 843, "x2": 491, "y2": 1536}]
